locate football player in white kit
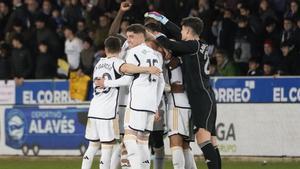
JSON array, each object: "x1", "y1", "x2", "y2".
[
  {"x1": 81, "y1": 36, "x2": 161, "y2": 169},
  {"x1": 164, "y1": 53, "x2": 197, "y2": 169},
  {"x1": 98, "y1": 24, "x2": 165, "y2": 169}
]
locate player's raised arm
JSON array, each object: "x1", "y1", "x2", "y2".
[
  {"x1": 145, "y1": 11, "x2": 181, "y2": 40},
  {"x1": 108, "y1": 1, "x2": 132, "y2": 36}
]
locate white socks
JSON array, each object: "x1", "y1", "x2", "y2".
[
  {"x1": 184, "y1": 148, "x2": 197, "y2": 169},
  {"x1": 81, "y1": 142, "x2": 100, "y2": 169},
  {"x1": 110, "y1": 143, "x2": 121, "y2": 169},
  {"x1": 124, "y1": 136, "x2": 141, "y2": 169},
  {"x1": 171, "y1": 146, "x2": 185, "y2": 169},
  {"x1": 100, "y1": 144, "x2": 114, "y2": 169},
  {"x1": 138, "y1": 141, "x2": 151, "y2": 169},
  {"x1": 153, "y1": 147, "x2": 165, "y2": 169}
]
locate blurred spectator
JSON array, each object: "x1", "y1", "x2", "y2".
[
  {"x1": 35, "y1": 41, "x2": 57, "y2": 79},
  {"x1": 159, "y1": 0, "x2": 194, "y2": 25},
  {"x1": 94, "y1": 15, "x2": 110, "y2": 48},
  {"x1": 76, "y1": 19, "x2": 89, "y2": 40},
  {"x1": 263, "y1": 18, "x2": 281, "y2": 49},
  {"x1": 0, "y1": 42, "x2": 11, "y2": 79},
  {"x1": 263, "y1": 62, "x2": 275, "y2": 76},
  {"x1": 190, "y1": 0, "x2": 215, "y2": 44},
  {"x1": 262, "y1": 39, "x2": 281, "y2": 68},
  {"x1": 25, "y1": 0, "x2": 40, "y2": 29},
  {"x1": 233, "y1": 16, "x2": 255, "y2": 75},
  {"x1": 0, "y1": 1, "x2": 10, "y2": 38},
  {"x1": 64, "y1": 25, "x2": 83, "y2": 71},
  {"x1": 294, "y1": 16, "x2": 300, "y2": 51},
  {"x1": 247, "y1": 57, "x2": 262, "y2": 76},
  {"x1": 281, "y1": 17, "x2": 296, "y2": 43},
  {"x1": 35, "y1": 15, "x2": 62, "y2": 58},
  {"x1": 209, "y1": 57, "x2": 220, "y2": 76},
  {"x1": 239, "y1": 3, "x2": 263, "y2": 35},
  {"x1": 51, "y1": 8, "x2": 65, "y2": 32},
  {"x1": 259, "y1": 0, "x2": 278, "y2": 23},
  {"x1": 277, "y1": 40, "x2": 300, "y2": 75},
  {"x1": 211, "y1": 8, "x2": 236, "y2": 56},
  {"x1": 215, "y1": 49, "x2": 239, "y2": 76},
  {"x1": 78, "y1": 37, "x2": 95, "y2": 77},
  {"x1": 62, "y1": 0, "x2": 83, "y2": 28},
  {"x1": 11, "y1": 35, "x2": 33, "y2": 80},
  {"x1": 284, "y1": 0, "x2": 300, "y2": 21},
  {"x1": 5, "y1": 19, "x2": 33, "y2": 47},
  {"x1": 5, "y1": 0, "x2": 28, "y2": 33}
]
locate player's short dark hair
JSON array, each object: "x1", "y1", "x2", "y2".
[
  {"x1": 104, "y1": 36, "x2": 122, "y2": 53},
  {"x1": 144, "y1": 22, "x2": 162, "y2": 33},
  {"x1": 181, "y1": 17, "x2": 204, "y2": 36},
  {"x1": 126, "y1": 24, "x2": 146, "y2": 36}
]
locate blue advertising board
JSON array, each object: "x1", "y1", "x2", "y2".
[
  {"x1": 5, "y1": 107, "x2": 88, "y2": 155},
  {"x1": 13, "y1": 77, "x2": 300, "y2": 104}
]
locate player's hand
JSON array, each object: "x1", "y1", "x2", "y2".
[
  {"x1": 144, "y1": 11, "x2": 169, "y2": 25},
  {"x1": 154, "y1": 111, "x2": 161, "y2": 122},
  {"x1": 120, "y1": 1, "x2": 132, "y2": 12},
  {"x1": 94, "y1": 78, "x2": 105, "y2": 88},
  {"x1": 148, "y1": 66, "x2": 161, "y2": 76}
]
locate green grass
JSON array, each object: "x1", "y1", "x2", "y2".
[{"x1": 0, "y1": 157, "x2": 300, "y2": 169}]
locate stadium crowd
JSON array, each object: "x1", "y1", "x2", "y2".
[{"x1": 0, "y1": 0, "x2": 300, "y2": 81}]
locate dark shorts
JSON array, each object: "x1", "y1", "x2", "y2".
[
  {"x1": 149, "y1": 130, "x2": 164, "y2": 148},
  {"x1": 188, "y1": 87, "x2": 217, "y2": 134}
]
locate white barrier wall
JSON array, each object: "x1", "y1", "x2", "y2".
[{"x1": 1, "y1": 104, "x2": 300, "y2": 156}]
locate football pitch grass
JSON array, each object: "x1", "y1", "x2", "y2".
[{"x1": 1, "y1": 156, "x2": 300, "y2": 169}]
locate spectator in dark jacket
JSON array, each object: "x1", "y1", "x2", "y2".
[
  {"x1": 211, "y1": 8, "x2": 236, "y2": 56},
  {"x1": 35, "y1": 41, "x2": 56, "y2": 79},
  {"x1": 263, "y1": 61, "x2": 275, "y2": 76},
  {"x1": 239, "y1": 3, "x2": 263, "y2": 36},
  {"x1": 284, "y1": 0, "x2": 300, "y2": 21},
  {"x1": 5, "y1": 0, "x2": 28, "y2": 32},
  {"x1": 259, "y1": 0, "x2": 278, "y2": 23},
  {"x1": 262, "y1": 39, "x2": 282, "y2": 68},
  {"x1": 247, "y1": 57, "x2": 263, "y2": 76},
  {"x1": 277, "y1": 40, "x2": 300, "y2": 75},
  {"x1": 35, "y1": 15, "x2": 62, "y2": 59},
  {"x1": 263, "y1": 18, "x2": 281, "y2": 49},
  {"x1": 77, "y1": 37, "x2": 95, "y2": 77},
  {"x1": 11, "y1": 35, "x2": 33, "y2": 84},
  {"x1": 281, "y1": 17, "x2": 296, "y2": 43},
  {"x1": 0, "y1": 1, "x2": 10, "y2": 38},
  {"x1": 76, "y1": 19, "x2": 89, "y2": 40},
  {"x1": 0, "y1": 42, "x2": 11, "y2": 79}
]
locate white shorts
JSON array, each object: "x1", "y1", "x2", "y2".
[
  {"x1": 118, "y1": 106, "x2": 126, "y2": 134},
  {"x1": 85, "y1": 118, "x2": 120, "y2": 142},
  {"x1": 167, "y1": 106, "x2": 191, "y2": 138},
  {"x1": 124, "y1": 108, "x2": 155, "y2": 132}
]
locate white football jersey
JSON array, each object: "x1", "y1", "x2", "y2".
[
  {"x1": 88, "y1": 57, "x2": 125, "y2": 119},
  {"x1": 118, "y1": 41, "x2": 130, "y2": 106},
  {"x1": 166, "y1": 61, "x2": 191, "y2": 109},
  {"x1": 126, "y1": 43, "x2": 165, "y2": 113}
]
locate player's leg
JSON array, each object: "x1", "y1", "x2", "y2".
[
  {"x1": 82, "y1": 118, "x2": 100, "y2": 169},
  {"x1": 149, "y1": 131, "x2": 165, "y2": 169},
  {"x1": 98, "y1": 119, "x2": 119, "y2": 169},
  {"x1": 191, "y1": 93, "x2": 219, "y2": 169},
  {"x1": 110, "y1": 142, "x2": 121, "y2": 169},
  {"x1": 169, "y1": 134, "x2": 185, "y2": 169},
  {"x1": 137, "y1": 131, "x2": 151, "y2": 169},
  {"x1": 211, "y1": 135, "x2": 221, "y2": 169},
  {"x1": 120, "y1": 140, "x2": 131, "y2": 169},
  {"x1": 110, "y1": 113, "x2": 123, "y2": 169},
  {"x1": 123, "y1": 108, "x2": 145, "y2": 169},
  {"x1": 81, "y1": 141, "x2": 100, "y2": 169},
  {"x1": 183, "y1": 142, "x2": 197, "y2": 169}
]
